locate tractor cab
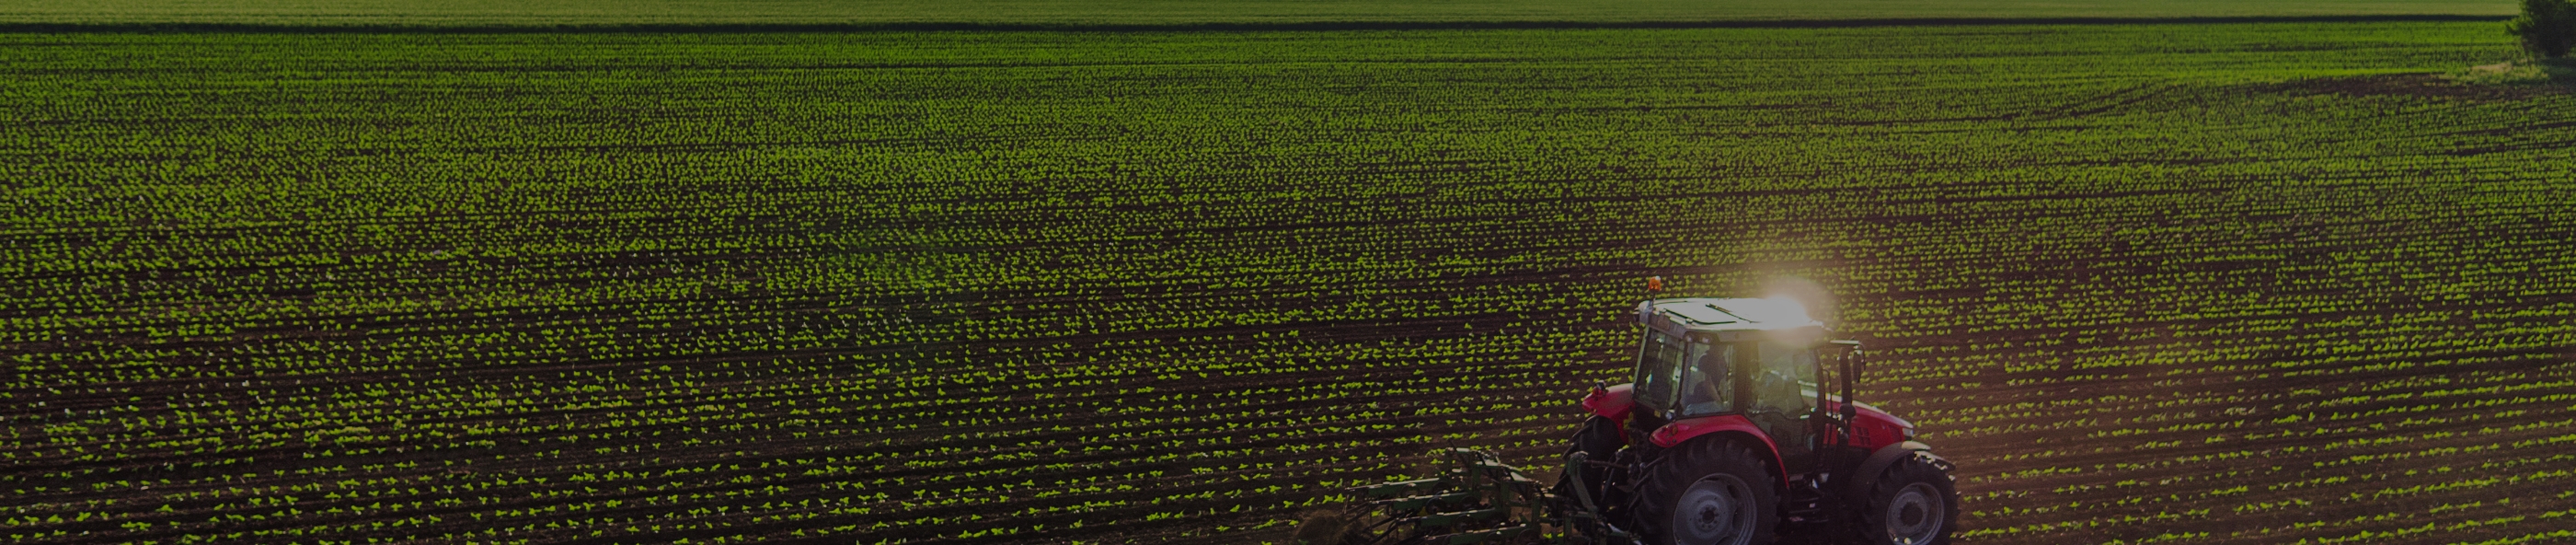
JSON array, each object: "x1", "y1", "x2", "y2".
[
  {"x1": 1628, "y1": 297, "x2": 1825, "y2": 420},
  {"x1": 1616, "y1": 296, "x2": 1912, "y2": 460},
  {"x1": 1628, "y1": 315, "x2": 1825, "y2": 458}
]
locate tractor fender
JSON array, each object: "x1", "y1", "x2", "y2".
[
  {"x1": 1648, "y1": 414, "x2": 1790, "y2": 489},
  {"x1": 1580, "y1": 383, "x2": 1635, "y2": 423},
  {"x1": 1845, "y1": 441, "x2": 1942, "y2": 500}
]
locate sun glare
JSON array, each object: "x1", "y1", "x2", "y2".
[{"x1": 1763, "y1": 295, "x2": 1811, "y2": 325}]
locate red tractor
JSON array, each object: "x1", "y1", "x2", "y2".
[{"x1": 1317, "y1": 293, "x2": 1961, "y2": 545}]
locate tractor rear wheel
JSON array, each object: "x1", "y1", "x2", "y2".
[
  {"x1": 1848, "y1": 453, "x2": 1960, "y2": 545},
  {"x1": 1630, "y1": 440, "x2": 1777, "y2": 545}
]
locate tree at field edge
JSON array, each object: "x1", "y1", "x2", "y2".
[{"x1": 2508, "y1": 0, "x2": 2576, "y2": 58}]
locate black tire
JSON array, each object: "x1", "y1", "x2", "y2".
[
  {"x1": 1553, "y1": 416, "x2": 1624, "y2": 505},
  {"x1": 1847, "y1": 453, "x2": 1961, "y2": 545},
  {"x1": 1629, "y1": 438, "x2": 1778, "y2": 545}
]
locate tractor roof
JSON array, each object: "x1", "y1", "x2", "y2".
[{"x1": 1635, "y1": 297, "x2": 1828, "y2": 342}]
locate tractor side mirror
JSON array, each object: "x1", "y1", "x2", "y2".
[
  {"x1": 1826, "y1": 340, "x2": 1862, "y2": 447},
  {"x1": 1849, "y1": 348, "x2": 1865, "y2": 383},
  {"x1": 1827, "y1": 340, "x2": 1863, "y2": 381}
]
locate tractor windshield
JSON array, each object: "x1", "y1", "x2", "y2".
[
  {"x1": 1749, "y1": 341, "x2": 1818, "y2": 415},
  {"x1": 1633, "y1": 330, "x2": 1736, "y2": 417}
]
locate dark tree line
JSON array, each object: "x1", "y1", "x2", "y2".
[{"x1": 2510, "y1": 0, "x2": 2576, "y2": 58}]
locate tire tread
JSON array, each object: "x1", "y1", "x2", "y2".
[
  {"x1": 1844, "y1": 453, "x2": 1961, "y2": 545},
  {"x1": 1627, "y1": 438, "x2": 1778, "y2": 545}
]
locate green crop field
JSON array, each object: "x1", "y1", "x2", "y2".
[
  {"x1": 6, "y1": 12, "x2": 2576, "y2": 545},
  {"x1": 0, "y1": 0, "x2": 2516, "y2": 27}
]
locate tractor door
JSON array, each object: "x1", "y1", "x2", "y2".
[{"x1": 1745, "y1": 340, "x2": 1820, "y2": 468}]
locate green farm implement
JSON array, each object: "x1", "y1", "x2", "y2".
[{"x1": 1320, "y1": 448, "x2": 1629, "y2": 544}]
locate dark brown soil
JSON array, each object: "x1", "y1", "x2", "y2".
[{"x1": 2277, "y1": 73, "x2": 2570, "y2": 102}]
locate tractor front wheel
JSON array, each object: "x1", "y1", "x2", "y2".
[
  {"x1": 1849, "y1": 453, "x2": 1960, "y2": 545},
  {"x1": 1630, "y1": 440, "x2": 1777, "y2": 545}
]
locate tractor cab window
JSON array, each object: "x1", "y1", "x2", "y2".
[
  {"x1": 1749, "y1": 341, "x2": 1818, "y2": 415},
  {"x1": 1631, "y1": 330, "x2": 1685, "y2": 414},
  {"x1": 1677, "y1": 342, "x2": 1737, "y2": 415},
  {"x1": 1633, "y1": 330, "x2": 1736, "y2": 417}
]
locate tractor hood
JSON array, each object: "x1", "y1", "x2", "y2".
[
  {"x1": 1824, "y1": 396, "x2": 1915, "y2": 449},
  {"x1": 1831, "y1": 398, "x2": 1912, "y2": 428}
]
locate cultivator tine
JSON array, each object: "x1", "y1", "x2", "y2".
[
  {"x1": 1438, "y1": 448, "x2": 1546, "y2": 495},
  {"x1": 1400, "y1": 507, "x2": 1506, "y2": 529},
  {"x1": 1340, "y1": 514, "x2": 1414, "y2": 545},
  {"x1": 1356, "y1": 478, "x2": 1447, "y2": 498},
  {"x1": 1377, "y1": 491, "x2": 1483, "y2": 512},
  {"x1": 1429, "y1": 524, "x2": 1538, "y2": 544}
]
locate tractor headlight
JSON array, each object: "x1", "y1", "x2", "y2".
[{"x1": 1902, "y1": 427, "x2": 1915, "y2": 440}]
